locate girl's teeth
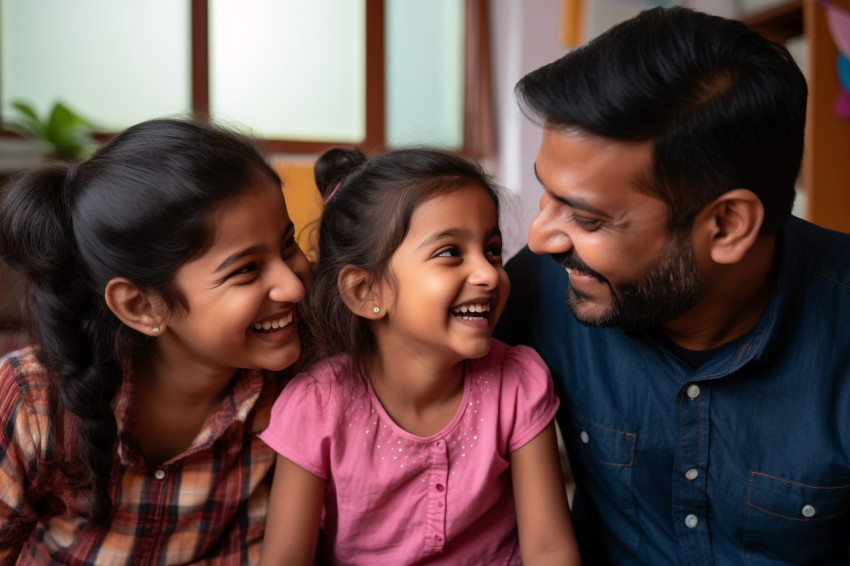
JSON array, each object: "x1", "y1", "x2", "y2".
[
  {"x1": 457, "y1": 304, "x2": 491, "y2": 313},
  {"x1": 253, "y1": 317, "x2": 290, "y2": 331}
]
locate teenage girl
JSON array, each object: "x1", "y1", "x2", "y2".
[
  {"x1": 259, "y1": 148, "x2": 580, "y2": 565},
  {"x1": 0, "y1": 118, "x2": 310, "y2": 564}
]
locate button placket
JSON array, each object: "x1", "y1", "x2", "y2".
[
  {"x1": 425, "y1": 438, "x2": 449, "y2": 553},
  {"x1": 673, "y1": 381, "x2": 713, "y2": 563}
]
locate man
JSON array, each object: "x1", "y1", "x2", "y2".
[{"x1": 497, "y1": 6, "x2": 850, "y2": 565}]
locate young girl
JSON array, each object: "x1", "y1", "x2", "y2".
[
  {"x1": 259, "y1": 148, "x2": 581, "y2": 565},
  {"x1": 0, "y1": 118, "x2": 310, "y2": 564}
]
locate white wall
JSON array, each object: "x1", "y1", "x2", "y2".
[{"x1": 490, "y1": 0, "x2": 566, "y2": 259}]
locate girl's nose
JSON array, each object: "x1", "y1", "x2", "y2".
[
  {"x1": 468, "y1": 254, "x2": 501, "y2": 288},
  {"x1": 528, "y1": 193, "x2": 573, "y2": 255},
  {"x1": 268, "y1": 255, "x2": 308, "y2": 304}
]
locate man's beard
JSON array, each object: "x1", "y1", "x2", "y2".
[{"x1": 554, "y1": 234, "x2": 706, "y2": 330}]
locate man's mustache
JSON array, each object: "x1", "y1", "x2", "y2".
[{"x1": 552, "y1": 252, "x2": 607, "y2": 284}]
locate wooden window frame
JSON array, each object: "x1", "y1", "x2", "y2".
[{"x1": 192, "y1": 0, "x2": 386, "y2": 154}]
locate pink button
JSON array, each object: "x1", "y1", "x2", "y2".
[{"x1": 435, "y1": 483, "x2": 445, "y2": 492}]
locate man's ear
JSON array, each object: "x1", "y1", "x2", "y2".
[
  {"x1": 104, "y1": 277, "x2": 167, "y2": 336},
  {"x1": 338, "y1": 265, "x2": 386, "y2": 319},
  {"x1": 694, "y1": 189, "x2": 765, "y2": 265}
]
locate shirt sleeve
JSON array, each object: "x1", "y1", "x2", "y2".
[
  {"x1": 497, "y1": 342, "x2": 560, "y2": 454},
  {"x1": 0, "y1": 353, "x2": 41, "y2": 550},
  {"x1": 258, "y1": 369, "x2": 339, "y2": 480}
]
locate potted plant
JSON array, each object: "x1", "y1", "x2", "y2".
[{"x1": 3, "y1": 100, "x2": 98, "y2": 162}]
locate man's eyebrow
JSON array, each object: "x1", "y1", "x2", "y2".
[{"x1": 533, "y1": 162, "x2": 611, "y2": 218}]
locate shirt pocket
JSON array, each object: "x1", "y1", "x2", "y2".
[
  {"x1": 744, "y1": 471, "x2": 850, "y2": 564},
  {"x1": 564, "y1": 409, "x2": 640, "y2": 554}
]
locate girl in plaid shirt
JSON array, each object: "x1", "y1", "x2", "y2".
[{"x1": 0, "y1": 118, "x2": 309, "y2": 564}]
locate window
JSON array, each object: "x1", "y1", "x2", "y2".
[{"x1": 1, "y1": 0, "x2": 491, "y2": 155}]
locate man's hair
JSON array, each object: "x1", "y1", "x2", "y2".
[{"x1": 516, "y1": 6, "x2": 807, "y2": 234}]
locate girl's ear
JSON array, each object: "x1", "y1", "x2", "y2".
[
  {"x1": 338, "y1": 265, "x2": 385, "y2": 319},
  {"x1": 104, "y1": 277, "x2": 167, "y2": 336},
  {"x1": 694, "y1": 188, "x2": 765, "y2": 265}
]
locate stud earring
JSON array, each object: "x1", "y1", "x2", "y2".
[
  {"x1": 152, "y1": 327, "x2": 160, "y2": 334},
  {"x1": 373, "y1": 307, "x2": 380, "y2": 314}
]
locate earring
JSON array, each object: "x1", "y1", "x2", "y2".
[
  {"x1": 152, "y1": 327, "x2": 160, "y2": 334},
  {"x1": 373, "y1": 307, "x2": 380, "y2": 314}
]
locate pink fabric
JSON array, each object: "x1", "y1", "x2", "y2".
[{"x1": 260, "y1": 340, "x2": 559, "y2": 565}]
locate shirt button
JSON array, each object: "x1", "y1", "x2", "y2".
[
  {"x1": 684, "y1": 468, "x2": 699, "y2": 481},
  {"x1": 153, "y1": 469, "x2": 166, "y2": 480},
  {"x1": 435, "y1": 483, "x2": 445, "y2": 492},
  {"x1": 801, "y1": 504, "x2": 816, "y2": 518},
  {"x1": 437, "y1": 501, "x2": 444, "y2": 508},
  {"x1": 580, "y1": 431, "x2": 590, "y2": 444},
  {"x1": 686, "y1": 384, "x2": 701, "y2": 400},
  {"x1": 685, "y1": 514, "x2": 699, "y2": 528}
]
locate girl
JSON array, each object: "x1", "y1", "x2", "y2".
[
  {"x1": 259, "y1": 148, "x2": 580, "y2": 565},
  {"x1": 0, "y1": 119, "x2": 310, "y2": 564}
]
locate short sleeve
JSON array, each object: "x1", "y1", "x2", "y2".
[
  {"x1": 258, "y1": 369, "x2": 340, "y2": 480},
  {"x1": 496, "y1": 342, "x2": 560, "y2": 453}
]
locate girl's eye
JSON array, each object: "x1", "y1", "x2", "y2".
[
  {"x1": 281, "y1": 234, "x2": 297, "y2": 256},
  {"x1": 436, "y1": 247, "x2": 461, "y2": 258},
  {"x1": 486, "y1": 243, "x2": 504, "y2": 263},
  {"x1": 230, "y1": 262, "x2": 259, "y2": 278}
]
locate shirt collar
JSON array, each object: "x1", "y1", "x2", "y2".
[{"x1": 114, "y1": 368, "x2": 265, "y2": 467}]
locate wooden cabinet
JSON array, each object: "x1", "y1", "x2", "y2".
[{"x1": 743, "y1": 0, "x2": 850, "y2": 234}]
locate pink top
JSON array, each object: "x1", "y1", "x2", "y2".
[{"x1": 259, "y1": 340, "x2": 559, "y2": 565}]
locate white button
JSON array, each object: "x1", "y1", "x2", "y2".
[
  {"x1": 801, "y1": 504, "x2": 816, "y2": 518},
  {"x1": 686, "y1": 384, "x2": 701, "y2": 400},
  {"x1": 154, "y1": 469, "x2": 166, "y2": 480},
  {"x1": 580, "y1": 431, "x2": 590, "y2": 444},
  {"x1": 684, "y1": 468, "x2": 699, "y2": 481},
  {"x1": 685, "y1": 514, "x2": 699, "y2": 528}
]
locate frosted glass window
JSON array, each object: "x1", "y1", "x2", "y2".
[
  {"x1": 0, "y1": 0, "x2": 191, "y2": 131},
  {"x1": 386, "y1": 0, "x2": 463, "y2": 149},
  {"x1": 210, "y1": 0, "x2": 365, "y2": 143}
]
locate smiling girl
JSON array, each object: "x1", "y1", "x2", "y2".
[
  {"x1": 0, "y1": 119, "x2": 309, "y2": 564},
  {"x1": 258, "y1": 148, "x2": 580, "y2": 565}
]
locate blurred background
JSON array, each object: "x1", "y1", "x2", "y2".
[{"x1": 0, "y1": 1, "x2": 847, "y2": 352}]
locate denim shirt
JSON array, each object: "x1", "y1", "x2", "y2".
[{"x1": 497, "y1": 216, "x2": 850, "y2": 565}]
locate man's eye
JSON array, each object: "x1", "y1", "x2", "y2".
[{"x1": 573, "y1": 215, "x2": 603, "y2": 231}]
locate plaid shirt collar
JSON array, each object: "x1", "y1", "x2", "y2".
[{"x1": 114, "y1": 368, "x2": 264, "y2": 467}]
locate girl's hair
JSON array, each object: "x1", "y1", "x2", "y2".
[
  {"x1": 305, "y1": 147, "x2": 499, "y2": 382},
  {"x1": 0, "y1": 118, "x2": 280, "y2": 524}
]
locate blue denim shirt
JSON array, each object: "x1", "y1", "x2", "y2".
[{"x1": 497, "y1": 216, "x2": 850, "y2": 565}]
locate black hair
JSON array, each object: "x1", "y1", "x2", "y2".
[
  {"x1": 0, "y1": 118, "x2": 280, "y2": 524},
  {"x1": 305, "y1": 147, "x2": 499, "y2": 382},
  {"x1": 516, "y1": 6, "x2": 807, "y2": 234}
]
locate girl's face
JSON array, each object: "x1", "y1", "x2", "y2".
[
  {"x1": 376, "y1": 183, "x2": 508, "y2": 366},
  {"x1": 160, "y1": 174, "x2": 309, "y2": 375}
]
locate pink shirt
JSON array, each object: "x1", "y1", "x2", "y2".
[{"x1": 260, "y1": 340, "x2": 559, "y2": 565}]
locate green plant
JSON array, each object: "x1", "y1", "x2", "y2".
[{"x1": 4, "y1": 100, "x2": 98, "y2": 161}]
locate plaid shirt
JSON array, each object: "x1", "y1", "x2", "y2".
[{"x1": 0, "y1": 347, "x2": 286, "y2": 565}]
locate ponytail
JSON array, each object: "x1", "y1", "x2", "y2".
[{"x1": 0, "y1": 164, "x2": 122, "y2": 523}]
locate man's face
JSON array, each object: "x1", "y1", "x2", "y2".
[{"x1": 530, "y1": 127, "x2": 706, "y2": 329}]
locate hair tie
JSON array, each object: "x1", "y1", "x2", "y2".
[
  {"x1": 323, "y1": 181, "x2": 342, "y2": 205},
  {"x1": 66, "y1": 164, "x2": 79, "y2": 184}
]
